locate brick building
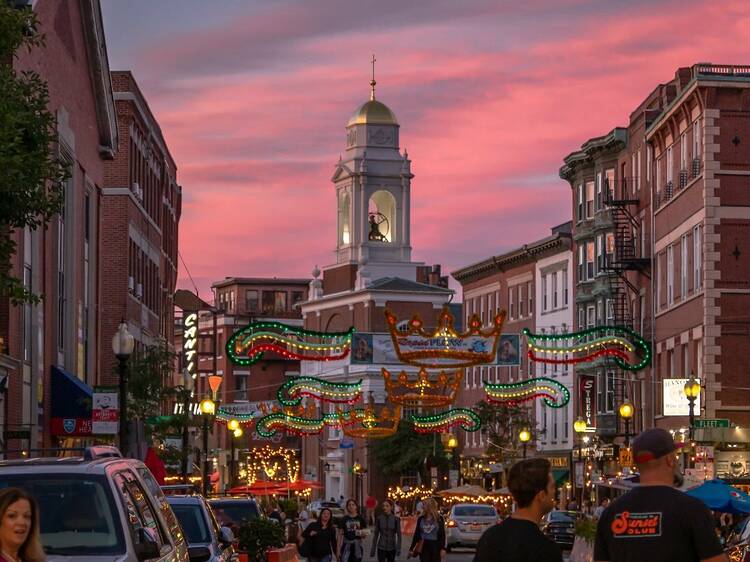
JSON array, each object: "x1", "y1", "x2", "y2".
[
  {"x1": 1, "y1": 0, "x2": 118, "y2": 451},
  {"x1": 100, "y1": 70, "x2": 181, "y2": 382},
  {"x1": 560, "y1": 64, "x2": 750, "y2": 474},
  {"x1": 452, "y1": 224, "x2": 573, "y2": 486}
]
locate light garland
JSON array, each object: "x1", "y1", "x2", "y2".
[
  {"x1": 243, "y1": 446, "x2": 300, "y2": 485},
  {"x1": 387, "y1": 485, "x2": 435, "y2": 501},
  {"x1": 384, "y1": 307, "x2": 507, "y2": 368},
  {"x1": 382, "y1": 367, "x2": 462, "y2": 407},
  {"x1": 522, "y1": 326, "x2": 651, "y2": 372},
  {"x1": 255, "y1": 411, "x2": 343, "y2": 437},
  {"x1": 276, "y1": 376, "x2": 362, "y2": 407},
  {"x1": 412, "y1": 408, "x2": 482, "y2": 433},
  {"x1": 484, "y1": 377, "x2": 571, "y2": 408},
  {"x1": 226, "y1": 321, "x2": 354, "y2": 366}
]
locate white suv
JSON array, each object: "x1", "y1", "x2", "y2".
[{"x1": 0, "y1": 446, "x2": 190, "y2": 561}]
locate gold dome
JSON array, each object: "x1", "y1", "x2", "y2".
[{"x1": 347, "y1": 100, "x2": 398, "y2": 127}]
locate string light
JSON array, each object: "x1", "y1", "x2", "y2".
[
  {"x1": 276, "y1": 376, "x2": 362, "y2": 407},
  {"x1": 243, "y1": 446, "x2": 300, "y2": 485},
  {"x1": 484, "y1": 377, "x2": 571, "y2": 408},
  {"x1": 384, "y1": 307, "x2": 508, "y2": 368},
  {"x1": 412, "y1": 408, "x2": 482, "y2": 433},
  {"x1": 522, "y1": 326, "x2": 651, "y2": 371},
  {"x1": 226, "y1": 321, "x2": 355, "y2": 366},
  {"x1": 387, "y1": 485, "x2": 435, "y2": 501}
]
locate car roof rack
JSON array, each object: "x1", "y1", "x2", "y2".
[{"x1": 0, "y1": 446, "x2": 122, "y2": 461}]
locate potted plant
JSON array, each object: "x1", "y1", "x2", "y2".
[
  {"x1": 570, "y1": 517, "x2": 596, "y2": 562},
  {"x1": 237, "y1": 518, "x2": 286, "y2": 562}
]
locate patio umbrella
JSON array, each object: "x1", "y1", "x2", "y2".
[
  {"x1": 686, "y1": 479, "x2": 750, "y2": 514},
  {"x1": 229, "y1": 481, "x2": 282, "y2": 496},
  {"x1": 276, "y1": 479, "x2": 324, "y2": 493}
]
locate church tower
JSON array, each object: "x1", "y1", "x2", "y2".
[{"x1": 332, "y1": 58, "x2": 413, "y2": 271}]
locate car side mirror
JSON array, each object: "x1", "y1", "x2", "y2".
[
  {"x1": 220, "y1": 526, "x2": 234, "y2": 547},
  {"x1": 135, "y1": 527, "x2": 161, "y2": 561},
  {"x1": 188, "y1": 545, "x2": 212, "y2": 562}
]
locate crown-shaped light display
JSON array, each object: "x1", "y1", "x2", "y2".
[
  {"x1": 523, "y1": 326, "x2": 651, "y2": 372},
  {"x1": 226, "y1": 321, "x2": 354, "y2": 366},
  {"x1": 385, "y1": 307, "x2": 506, "y2": 368},
  {"x1": 382, "y1": 367, "x2": 462, "y2": 407},
  {"x1": 338, "y1": 404, "x2": 401, "y2": 439}
]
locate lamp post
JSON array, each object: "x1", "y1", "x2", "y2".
[
  {"x1": 200, "y1": 396, "x2": 216, "y2": 496},
  {"x1": 227, "y1": 419, "x2": 240, "y2": 489},
  {"x1": 618, "y1": 400, "x2": 634, "y2": 447},
  {"x1": 684, "y1": 374, "x2": 701, "y2": 469},
  {"x1": 519, "y1": 428, "x2": 531, "y2": 459},
  {"x1": 573, "y1": 417, "x2": 587, "y2": 504},
  {"x1": 111, "y1": 321, "x2": 135, "y2": 456}
]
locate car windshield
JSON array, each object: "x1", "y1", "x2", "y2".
[
  {"x1": 548, "y1": 511, "x2": 576, "y2": 522},
  {"x1": 171, "y1": 503, "x2": 211, "y2": 544},
  {"x1": 210, "y1": 500, "x2": 260, "y2": 528},
  {"x1": 0, "y1": 474, "x2": 124, "y2": 556},
  {"x1": 453, "y1": 506, "x2": 496, "y2": 517}
]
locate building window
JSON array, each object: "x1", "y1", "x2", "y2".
[
  {"x1": 563, "y1": 403, "x2": 569, "y2": 440},
  {"x1": 578, "y1": 307, "x2": 585, "y2": 331},
  {"x1": 606, "y1": 372, "x2": 615, "y2": 412},
  {"x1": 694, "y1": 224, "x2": 703, "y2": 291},
  {"x1": 596, "y1": 172, "x2": 603, "y2": 211},
  {"x1": 680, "y1": 133, "x2": 688, "y2": 171},
  {"x1": 23, "y1": 228, "x2": 32, "y2": 363},
  {"x1": 509, "y1": 287, "x2": 515, "y2": 319},
  {"x1": 274, "y1": 291, "x2": 287, "y2": 313},
  {"x1": 552, "y1": 271, "x2": 558, "y2": 309},
  {"x1": 577, "y1": 245, "x2": 584, "y2": 282},
  {"x1": 519, "y1": 286, "x2": 525, "y2": 318},
  {"x1": 527, "y1": 281, "x2": 533, "y2": 315},
  {"x1": 553, "y1": 408, "x2": 558, "y2": 441},
  {"x1": 666, "y1": 145, "x2": 674, "y2": 184},
  {"x1": 606, "y1": 299, "x2": 614, "y2": 325},
  {"x1": 693, "y1": 119, "x2": 702, "y2": 158},
  {"x1": 577, "y1": 184, "x2": 584, "y2": 221},
  {"x1": 656, "y1": 253, "x2": 662, "y2": 310},
  {"x1": 656, "y1": 157, "x2": 662, "y2": 193},
  {"x1": 667, "y1": 244, "x2": 674, "y2": 305},
  {"x1": 696, "y1": 340, "x2": 703, "y2": 378},
  {"x1": 542, "y1": 275, "x2": 548, "y2": 312},
  {"x1": 246, "y1": 290, "x2": 259, "y2": 313},
  {"x1": 681, "y1": 234, "x2": 688, "y2": 298},
  {"x1": 668, "y1": 349, "x2": 675, "y2": 378},
  {"x1": 631, "y1": 153, "x2": 637, "y2": 194},
  {"x1": 586, "y1": 241, "x2": 595, "y2": 280},
  {"x1": 606, "y1": 233, "x2": 615, "y2": 268},
  {"x1": 596, "y1": 234, "x2": 604, "y2": 272},
  {"x1": 262, "y1": 291, "x2": 275, "y2": 314},
  {"x1": 586, "y1": 181, "x2": 595, "y2": 218},
  {"x1": 605, "y1": 168, "x2": 615, "y2": 202},
  {"x1": 563, "y1": 269, "x2": 568, "y2": 306},
  {"x1": 586, "y1": 305, "x2": 595, "y2": 329},
  {"x1": 56, "y1": 183, "x2": 67, "y2": 352}
]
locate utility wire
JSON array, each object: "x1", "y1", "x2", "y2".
[{"x1": 178, "y1": 250, "x2": 200, "y2": 298}]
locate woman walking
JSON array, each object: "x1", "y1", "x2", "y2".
[
  {"x1": 301, "y1": 508, "x2": 337, "y2": 562},
  {"x1": 0, "y1": 488, "x2": 45, "y2": 562},
  {"x1": 370, "y1": 500, "x2": 401, "y2": 562},
  {"x1": 408, "y1": 498, "x2": 445, "y2": 562},
  {"x1": 338, "y1": 499, "x2": 367, "y2": 562}
]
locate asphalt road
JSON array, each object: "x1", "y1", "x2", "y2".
[{"x1": 360, "y1": 538, "x2": 571, "y2": 562}]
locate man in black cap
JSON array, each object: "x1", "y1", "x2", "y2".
[{"x1": 594, "y1": 428, "x2": 727, "y2": 562}]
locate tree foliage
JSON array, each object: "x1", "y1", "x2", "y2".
[
  {"x1": 370, "y1": 419, "x2": 448, "y2": 482},
  {"x1": 0, "y1": 4, "x2": 69, "y2": 304},
  {"x1": 474, "y1": 400, "x2": 541, "y2": 462}
]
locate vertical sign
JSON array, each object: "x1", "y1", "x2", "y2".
[
  {"x1": 183, "y1": 312, "x2": 198, "y2": 380},
  {"x1": 578, "y1": 374, "x2": 596, "y2": 431},
  {"x1": 92, "y1": 386, "x2": 119, "y2": 434}
]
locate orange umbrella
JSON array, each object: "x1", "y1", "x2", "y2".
[
  {"x1": 229, "y1": 481, "x2": 282, "y2": 496},
  {"x1": 276, "y1": 479, "x2": 324, "y2": 493}
]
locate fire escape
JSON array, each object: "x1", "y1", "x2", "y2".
[{"x1": 603, "y1": 177, "x2": 651, "y2": 440}]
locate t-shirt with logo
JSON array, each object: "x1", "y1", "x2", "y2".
[
  {"x1": 339, "y1": 514, "x2": 367, "y2": 541},
  {"x1": 594, "y1": 485, "x2": 724, "y2": 562}
]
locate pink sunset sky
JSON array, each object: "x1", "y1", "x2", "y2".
[{"x1": 101, "y1": 0, "x2": 750, "y2": 298}]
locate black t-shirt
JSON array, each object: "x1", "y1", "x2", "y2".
[
  {"x1": 339, "y1": 514, "x2": 367, "y2": 541},
  {"x1": 594, "y1": 485, "x2": 724, "y2": 562},
  {"x1": 474, "y1": 517, "x2": 562, "y2": 562}
]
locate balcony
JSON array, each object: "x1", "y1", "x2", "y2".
[{"x1": 693, "y1": 64, "x2": 750, "y2": 78}]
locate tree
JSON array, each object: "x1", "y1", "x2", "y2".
[
  {"x1": 473, "y1": 400, "x2": 541, "y2": 462},
  {"x1": 0, "y1": 4, "x2": 69, "y2": 304},
  {"x1": 370, "y1": 420, "x2": 448, "y2": 483}
]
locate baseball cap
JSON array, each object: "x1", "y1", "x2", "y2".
[{"x1": 632, "y1": 428, "x2": 683, "y2": 464}]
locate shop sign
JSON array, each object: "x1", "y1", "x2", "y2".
[
  {"x1": 183, "y1": 312, "x2": 198, "y2": 379},
  {"x1": 662, "y1": 378, "x2": 701, "y2": 416},
  {"x1": 92, "y1": 386, "x2": 119, "y2": 435},
  {"x1": 578, "y1": 374, "x2": 596, "y2": 431},
  {"x1": 715, "y1": 450, "x2": 750, "y2": 479},
  {"x1": 548, "y1": 456, "x2": 569, "y2": 468}
]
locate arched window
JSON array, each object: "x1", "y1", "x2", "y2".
[
  {"x1": 338, "y1": 190, "x2": 351, "y2": 246},
  {"x1": 368, "y1": 190, "x2": 396, "y2": 243}
]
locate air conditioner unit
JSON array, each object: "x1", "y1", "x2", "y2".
[
  {"x1": 128, "y1": 276, "x2": 135, "y2": 292},
  {"x1": 132, "y1": 182, "x2": 140, "y2": 196},
  {"x1": 136, "y1": 283, "x2": 143, "y2": 298}
]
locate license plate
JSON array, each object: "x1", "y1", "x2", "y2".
[{"x1": 470, "y1": 525, "x2": 481, "y2": 531}]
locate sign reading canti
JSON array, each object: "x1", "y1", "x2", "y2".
[{"x1": 183, "y1": 312, "x2": 198, "y2": 379}]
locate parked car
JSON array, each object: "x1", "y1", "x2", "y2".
[
  {"x1": 308, "y1": 500, "x2": 345, "y2": 523},
  {"x1": 726, "y1": 517, "x2": 750, "y2": 561},
  {"x1": 0, "y1": 446, "x2": 190, "y2": 561},
  {"x1": 166, "y1": 494, "x2": 237, "y2": 562},
  {"x1": 207, "y1": 497, "x2": 263, "y2": 537},
  {"x1": 445, "y1": 504, "x2": 499, "y2": 551},
  {"x1": 540, "y1": 510, "x2": 578, "y2": 550}
]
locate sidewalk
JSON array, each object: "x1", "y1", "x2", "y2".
[{"x1": 362, "y1": 531, "x2": 413, "y2": 561}]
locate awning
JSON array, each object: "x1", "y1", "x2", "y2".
[
  {"x1": 552, "y1": 469, "x2": 570, "y2": 486},
  {"x1": 50, "y1": 366, "x2": 93, "y2": 436}
]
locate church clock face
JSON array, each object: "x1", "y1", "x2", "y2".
[{"x1": 367, "y1": 126, "x2": 393, "y2": 146}]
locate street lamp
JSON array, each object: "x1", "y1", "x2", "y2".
[
  {"x1": 573, "y1": 417, "x2": 587, "y2": 503},
  {"x1": 111, "y1": 321, "x2": 134, "y2": 456},
  {"x1": 227, "y1": 419, "x2": 240, "y2": 488},
  {"x1": 200, "y1": 397, "x2": 216, "y2": 496},
  {"x1": 684, "y1": 374, "x2": 701, "y2": 468},
  {"x1": 619, "y1": 400, "x2": 634, "y2": 446},
  {"x1": 519, "y1": 428, "x2": 531, "y2": 459}
]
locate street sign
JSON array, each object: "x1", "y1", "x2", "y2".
[
  {"x1": 619, "y1": 448, "x2": 633, "y2": 467},
  {"x1": 694, "y1": 418, "x2": 730, "y2": 428},
  {"x1": 3, "y1": 430, "x2": 30, "y2": 440}
]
